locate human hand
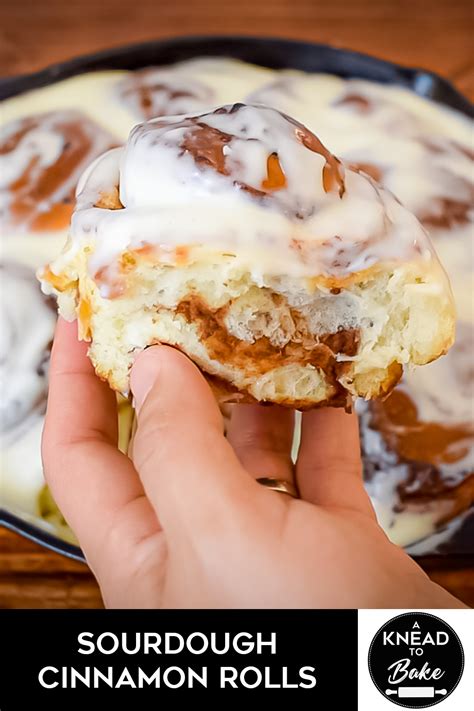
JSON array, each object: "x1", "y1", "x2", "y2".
[{"x1": 42, "y1": 318, "x2": 465, "y2": 608}]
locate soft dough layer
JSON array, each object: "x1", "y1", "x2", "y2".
[{"x1": 41, "y1": 104, "x2": 455, "y2": 408}]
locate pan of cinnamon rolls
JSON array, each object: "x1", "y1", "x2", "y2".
[{"x1": 0, "y1": 37, "x2": 472, "y2": 563}]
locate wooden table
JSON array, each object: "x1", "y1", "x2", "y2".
[{"x1": 1, "y1": 0, "x2": 473, "y2": 608}]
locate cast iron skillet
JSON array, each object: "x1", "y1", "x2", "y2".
[{"x1": 0, "y1": 35, "x2": 472, "y2": 564}]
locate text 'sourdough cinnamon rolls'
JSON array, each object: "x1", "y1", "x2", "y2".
[{"x1": 41, "y1": 103, "x2": 455, "y2": 408}]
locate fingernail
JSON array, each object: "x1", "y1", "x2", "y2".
[{"x1": 130, "y1": 347, "x2": 162, "y2": 413}]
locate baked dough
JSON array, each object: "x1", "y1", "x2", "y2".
[{"x1": 41, "y1": 103, "x2": 455, "y2": 408}]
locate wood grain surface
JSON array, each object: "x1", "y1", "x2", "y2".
[{"x1": 0, "y1": 0, "x2": 472, "y2": 609}]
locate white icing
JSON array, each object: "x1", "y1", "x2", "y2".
[
  {"x1": 1, "y1": 71, "x2": 134, "y2": 142},
  {"x1": 65, "y1": 104, "x2": 441, "y2": 286},
  {"x1": 0, "y1": 127, "x2": 63, "y2": 187},
  {"x1": 406, "y1": 513, "x2": 469, "y2": 555},
  {"x1": 401, "y1": 324, "x2": 474, "y2": 428},
  {"x1": 1, "y1": 412, "x2": 46, "y2": 516},
  {"x1": 0, "y1": 264, "x2": 56, "y2": 440},
  {"x1": 0, "y1": 264, "x2": 55, "y2": 521},
  {"x1": 117, "y1": 67, "x2": 214, "y2": 119}
]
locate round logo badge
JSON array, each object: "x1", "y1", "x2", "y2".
[{"x1": 368, "y1": 612, "x2": 464, "y2": 708}]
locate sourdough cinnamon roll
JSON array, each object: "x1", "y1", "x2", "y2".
[
  {"x1": 41, "y1": 104, "x2": 455, "y2": 408},
  {"x1": 0, "y1": 110, "x2": 116, "y2": 235},
  {"x1": 117, "y1": 67, "x2": 214, "y2": 120},
  {"x1": 1, "y1": 262, "x2": 56, "y2": 514},
  {"x1": 248, "y1": 74, "x2": 474, "y2": 232},
  {"x1": 332, "y1": 86, "x2": 474, "y2": 232},
  {"x1": 0, "y1": 260, "x2": 135, "y2": 517},
  {"x1": 115, "y1": 57, "x2": 271, "y2": 121},
  {"x1": 361, "y1": 320, "x2": 474, "y2": 539}
]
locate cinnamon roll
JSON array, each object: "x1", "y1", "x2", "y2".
[
  {"x1": 115, "y1": 57, "x2": 271, "y2": 121},
  {"x1": 41, "y1": 104, "x2": 454, "y2": 408},
  {"x1": 0, "y1": 263, "x2": 134, "y2": 517},
  {"x1": 1, "y1": 262, "x2": 55, "y2": 437},
  {"x1": 249, "y1": 71, "x2": 472, "y2": 538},
  {"x1": 0, "y1": 110, "x2": 116, "y2": 235},
  {"x1": 360, "y1": 320, "x2": 474, "y2": 543},
  {"x1": 117, "y1": 67, "x2": 214, "y2": 120}
]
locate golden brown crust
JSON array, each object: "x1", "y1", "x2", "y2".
[
  {"x1": 40, "y1": 266, "x2": 77, "y2": 293},
  {"x1": 353, "y1": 361, "x2": 403, "y2": 400}
]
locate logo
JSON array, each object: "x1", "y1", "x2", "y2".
[{"x1": 368, "y1": 612, "x2": 464, "y2": 708}]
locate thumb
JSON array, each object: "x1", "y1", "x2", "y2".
[{"x1": 130, "y1": 346, "x2": 255, "y2": 542}]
